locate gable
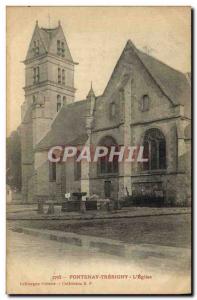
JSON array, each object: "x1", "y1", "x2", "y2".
[
  {"x1": 47, "y1": 25, "x2": 73, "y2": 62},
  {"x1": 25, "y1": 23, "x2": 74, "y2": 63},
  {"x1": 103, "y1": 40, "x2": 191, "y2": 115},
  {"x1": 25, "y1": 24, "x2": 47, "y2": 60},
  {"x1": 136, "y1": 48, "x2": 191, "y2": 108}
]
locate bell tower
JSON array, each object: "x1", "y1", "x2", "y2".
[{"x1": 21, "y1": 20, "x2": 76, "y2": 201}]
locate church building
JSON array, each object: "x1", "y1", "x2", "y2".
[{"x1": 20, "y1": 21, "x2": 191, "y2": 206}]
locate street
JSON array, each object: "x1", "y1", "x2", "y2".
[
  {"x1": 8, "y1": 212, "x2": 191, "y2": 247},
  {"x1": 7, "y1": 214, "x2": 191, "y2": 294}
]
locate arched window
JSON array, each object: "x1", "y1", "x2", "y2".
[
  {"x1": 33, "y1": 40, "x2": 39, "y2": 56},
  {"x1": 98, "y1": 136, "x2": 119, "y2": 175},
  {"x1": 139, "y1": 94, "x2": 149, "y2": 112},
  {"x1": 57, "y1": 95, "x2": 61, "y2": 112},
  {"x1": 143, "y1": 128, "x2": 166, "y2": 171}
]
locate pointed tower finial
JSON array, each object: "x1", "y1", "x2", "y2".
[
  {"x1": 58, "y1": 20, "x2": 61, "y2": 27},
  {"x1": 36, "y1": 20, "x2": 38, "y2": 26},
  {"x1": 87, "y1": 81, "x2": 95, "y2": 99}
]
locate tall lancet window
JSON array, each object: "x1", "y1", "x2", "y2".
[
  {"x1": 36, "y1": 66, "x2": 40, "y2": 83},
  {"x1": 97, "y1": 136, "x2": 119, "y2": 175},
  {"x1": 143, "y1": 128, "x2": 166, "y2": 171},
  {"x1": 33, "y1": 68, "x2": 36, "y2": 84},
  {"x1": 57, "y1": 95, "x2": 61, "y2": 112},
  {"x1": 58, "y1": 68, "x2": 61, "y2": 84},
  {"x1": 139, "y1": 94, "x2": 150, "y2": 112},
  {"x1": 33, "y1": 66, "x2": 40, "y2": 84},
  {"x1": 62, "y1": 69, "x2": 65, "y2": 85}
]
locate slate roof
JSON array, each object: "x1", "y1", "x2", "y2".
[
  {"x1": 36, "y1": 100, "x2": 88, "y2": 151},
  {"x1": 39, "y1": 27, "x2": 59, "y2": 50},
  {"x1": 135, "y1": 46, "x2": 191, "y2": 107},
  {"x1": 25, "y1": 23, "x2": 74, "y2": 62},
  {"x1": 104, "y1": 40, "x2": 191, "y2": 108}
]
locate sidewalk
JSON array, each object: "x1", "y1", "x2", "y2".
[{"x1": 7, "y1": 205, "x2": 191, "y2": 220}]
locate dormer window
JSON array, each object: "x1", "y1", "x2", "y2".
[
  {"x1": 36, "y1": 40, "x2": 39, "y2": 55},
  {"x1": 139, "y1": 94, "x2": 149, "y2": 112},
  {"x1": 57, "y1": 40, "x2": 61, "y2": 55},
  {"x1": 33, "y1": 40, "x2": 39, "y2": 56},
  {"x1": 57, "y1": 40, "x2": 65, "y2": 58},
  {"x1": 61, "y1": 42, "x2": 65, "y2": 57}
]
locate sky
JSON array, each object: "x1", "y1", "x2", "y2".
[{"x1": 6, "y1": 6, "x2": 191, "y2": 135}]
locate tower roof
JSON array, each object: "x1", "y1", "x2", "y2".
[
  {"x1": 25, "y1": 20, "x2": 74, "y2": 63},
  {"x1": 39, "y1": 26, "x2": 59, "y2": 50}
]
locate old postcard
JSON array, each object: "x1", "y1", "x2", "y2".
[{"x1": 6, "y1": 6, "x2": 192, "y2": 294}]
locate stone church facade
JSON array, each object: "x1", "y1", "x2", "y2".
[{"x1": 21, "y1": 21, "x2": 191, "y2": 206}]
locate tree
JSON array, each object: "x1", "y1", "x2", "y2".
[{"x1": 6, "y1": 130, "x2": 22, "y2": 191}]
